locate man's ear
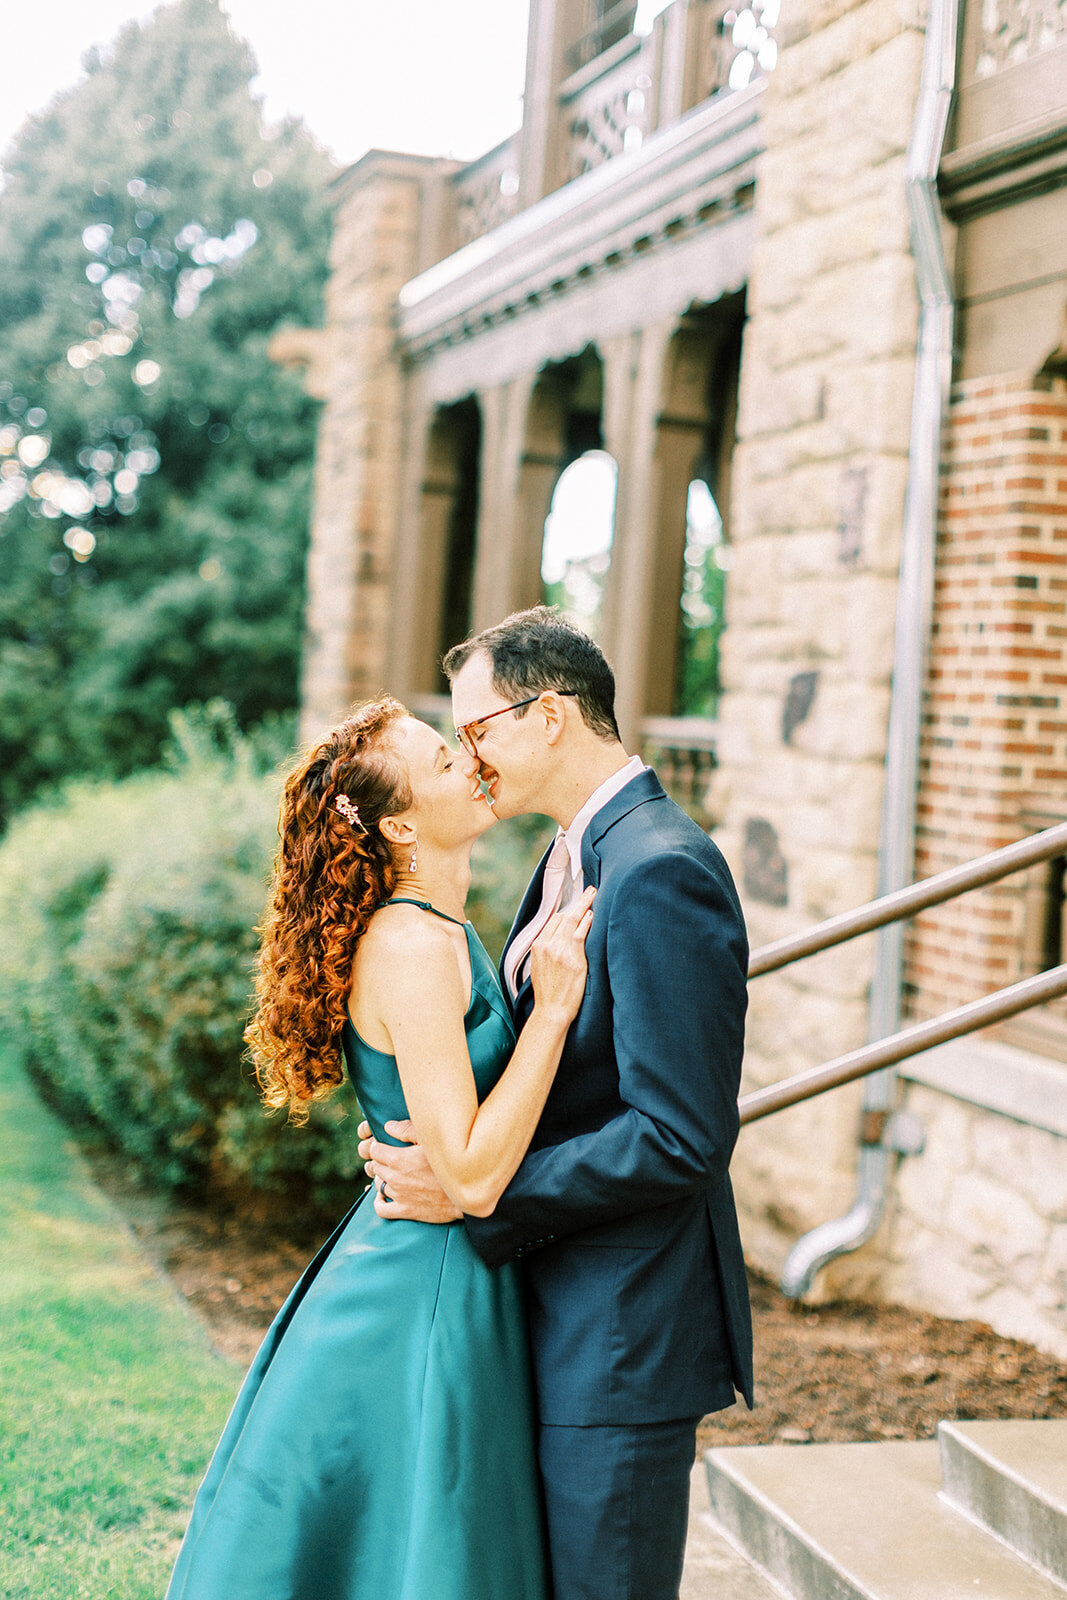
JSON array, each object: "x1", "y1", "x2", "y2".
[{"x1": 539, "y1": 691, "x2": 569, "y2": 746}]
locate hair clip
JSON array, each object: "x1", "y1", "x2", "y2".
[{"x1": 334, "y1": 794, "x2": 367, "y2": 833}]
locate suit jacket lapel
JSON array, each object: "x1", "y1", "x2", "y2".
[
  {"x1": 582, "y1": 767, "x2": 665, "y2": 880},
  {"x1": 508, "y1": 772, "x2": 665, "y2": 1024}
]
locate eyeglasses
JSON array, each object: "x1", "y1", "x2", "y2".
[{"x1": 455, "y1": 691, "x2": 577, "y2": 758}]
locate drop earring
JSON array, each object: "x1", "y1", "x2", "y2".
[{"x1": 409, "y1": 845, "x2": 418, "y2": 874}]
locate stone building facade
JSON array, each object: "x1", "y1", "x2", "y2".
[{"x1": 279, "y1": 0, "x2": 1067, "y2": 1356}]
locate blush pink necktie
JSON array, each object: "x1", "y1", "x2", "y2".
[{"x1": 504, "y1": 835, "x2": 574, "y2": 999}]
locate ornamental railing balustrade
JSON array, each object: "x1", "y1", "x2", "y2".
[
  {"x1": 560, "y1": 0, "x2": 778, "y2": 183},
  {"x1": 452, "y1": 137, "x2": 523, "y2": 250},
  {"x1": 639, "y1": 715, "x2": 719, "y2": 824},
  {"x1": 709, "y1": 0, "x2": 780, "y2": 93},
  {"x1": 560, "y1": 26, "x2": 657, "y2": 180}
]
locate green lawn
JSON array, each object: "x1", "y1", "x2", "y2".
[{"x1": 0, "y1": 1048, "x2": 242, "y2": 1599}]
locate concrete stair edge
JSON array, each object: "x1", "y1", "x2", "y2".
[
  {"x1": 683, "y1": 1461, "x2": 795, "y2": 1600},
  {"x1": 704, "y1": 1447, "x2": 877, "y2": 1600},
  {"x1": 704, "y1": 1435, "x2": 1067, "y2": 1600},
  {"x1": 938, "y1": 1420, "x2": 1067, "y2": 1590}
]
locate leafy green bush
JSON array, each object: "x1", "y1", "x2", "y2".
[
  {"x1": 0, "y1": 704, "x2": 365, "y2": 1209},
  {"x1": 0, "y1": 704, "x2": 554, "y2": 1211}
]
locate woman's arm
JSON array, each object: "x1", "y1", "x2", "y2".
[{"x1": 369, "y1": 892, "x2": 592, "y2": 1218}]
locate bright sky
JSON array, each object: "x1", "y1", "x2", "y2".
[{"x1": 0, "y1": 0, "x2": 530, "y2": 175}]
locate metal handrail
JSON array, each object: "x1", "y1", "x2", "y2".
[
  {"x1": 742, "y1": 820, "x2": 1067, "y2": 1121},
  {"x1": 740, "y1": 962, "x2": 1067, "y2": 1123},
  {"x1": 748, "y1": 820, "x2": 1067, "y2": 977}
]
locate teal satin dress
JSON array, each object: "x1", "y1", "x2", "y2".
[{"x1": 166, "y1": 904, "x2": 549, "y2": 1600}]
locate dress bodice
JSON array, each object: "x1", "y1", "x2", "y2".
[{"x1": 341, "y1": 906, "x2": 516, "y2": 1146}]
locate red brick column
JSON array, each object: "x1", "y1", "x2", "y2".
[{"x1": 905, "y1": 375, "x2": 1067, "y2": 1022}]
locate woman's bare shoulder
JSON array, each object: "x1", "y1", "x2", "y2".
[{"x1": 356, "y1": 903, "x2": 455, "y2": 971}]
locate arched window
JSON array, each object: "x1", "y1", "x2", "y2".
[
  {"x1": 674, "y1": 477, "x2": 730, "y2": 717},
  {"x1": 541, "y1": 449, "x2": 618, "y2": 640}
]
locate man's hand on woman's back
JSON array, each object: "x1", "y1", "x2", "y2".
[{"x1": 356, "y1": 1119, "x2": 462, "y2": 1222}]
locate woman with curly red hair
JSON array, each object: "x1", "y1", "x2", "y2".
[{"x1": 167, "y1": 698, "x2": 592, "y2": 1600}]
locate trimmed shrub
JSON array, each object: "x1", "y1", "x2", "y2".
[{"x1": 0, "y1": 705, "x2": 365, "y2": 1209}]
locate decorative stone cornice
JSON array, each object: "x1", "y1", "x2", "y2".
[
  {"x1": 396, "y1": 82, "x2": 765, "y2": 359},
  {"x1": 329, "y1": 148, "x2": 450, "y2": 206},
  {"x1": 939, "y1": 106, "x2": 1067, "y2": 220}
]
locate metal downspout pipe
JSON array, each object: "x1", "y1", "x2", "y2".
[{"x1": 780, "y1": 0, "x2": 959, "y2": 1298}]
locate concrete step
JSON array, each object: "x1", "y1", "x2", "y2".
[
  {"x1": 704, "y1": 1437, "x2": 1067, "y2": 1600},
  {"x1": 682, "y1": 1461, "x2": 785, "y2": 1600},
  {"x1": 939, "y1": 1419, "x2": 1067, "y2": 1589}
]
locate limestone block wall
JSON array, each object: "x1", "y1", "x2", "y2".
[
  {"x1": 884, "y1": 1055, "x2": 1067, "y2": 1359},
  {"x1": 710, "y1": 0, "x2": 927, "y2": 1281}
]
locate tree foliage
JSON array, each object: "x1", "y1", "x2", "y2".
[
  {"x1": 0, "y1": 0, "x2": 333, "y2": 822},
  {"x1": 674, "y1": 479, "x2": 727, "y2": 717}
]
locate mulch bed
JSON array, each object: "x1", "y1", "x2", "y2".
[
  {"x1": 698, "y1": 1272, "x2": 1067, "y2": 1451},
  {"x1": 85, "y1": 1150, "x2": 1067, "y2": 1449}
]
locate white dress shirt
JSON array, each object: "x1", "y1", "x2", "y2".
[{"x1": 503, "y1": 754, "x2": 647, "y2": 999}]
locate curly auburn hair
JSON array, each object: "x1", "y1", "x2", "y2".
[{"x1": 244, "y1": 697, "x2": 411, "y2": 1121}]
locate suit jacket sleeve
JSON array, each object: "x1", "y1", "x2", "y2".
[{"x1": 465, "y1": 849, "x2": 748, "y2": 1268}]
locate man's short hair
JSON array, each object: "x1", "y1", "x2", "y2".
[{"x1": 443, "y1": 606, "x2": 621, "y2": 743}]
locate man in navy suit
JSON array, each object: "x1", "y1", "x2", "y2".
[{"x1": 361, "y1": 606, "x2": 752, "y2": 1600}]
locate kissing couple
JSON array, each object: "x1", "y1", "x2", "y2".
[{"x1": 167, "y1": 605, "x2": 753, "y2": 1600}]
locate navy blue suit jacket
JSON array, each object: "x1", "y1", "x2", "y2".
[{"x1": 465, "y1": 769, "x2": 753, "y2": 1426}]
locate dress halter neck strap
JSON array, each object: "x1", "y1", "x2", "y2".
[{"x1": 378, "y1": 896, "x2": 468, "y2": 928}]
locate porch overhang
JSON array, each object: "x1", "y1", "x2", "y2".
[{"x1": 396, "y1": 80, "x2": 765, "y2": 361}]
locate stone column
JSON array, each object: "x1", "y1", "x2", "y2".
[
  {"x1": 511, "y1": 449, "x2": 560, "y2": 616},
  {"x1": 298, "y1": 154, "x2": 446, "y2": 739},
  {"x1": 710, "y1": 0, "x2": 928, "y2": 1286},
  {"x1": 469, "y1": 376, "x2": 539, "y2": 634},
  {"x1": 512, "y1": 380, "x2": 570, "y2": 622},
  {"x1": 386, "y1": 375, "x2": 438, "y2": 698},
  {"x1": 518, "y1": 0, "x2": 589, "y2": 206},
  {"x1": 642, "y1": 419, "x2": 706, "y2": 715},
  {"x1": 600, "y1": 321, "x2": 675, "y2": 746}
]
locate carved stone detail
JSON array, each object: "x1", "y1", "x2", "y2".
[
  {"x1": 974, "y1": 0, "x2": 1067, "y2": 77},
  {"x1": 837, "y1": 464, "x2": 869, "y2": 568},
  {"x1": 782, "y1": 670, "x2": 819, "y2": 745},
  {"x1": 743, "y1": 817, "x2": 789, "y2": 906}
]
